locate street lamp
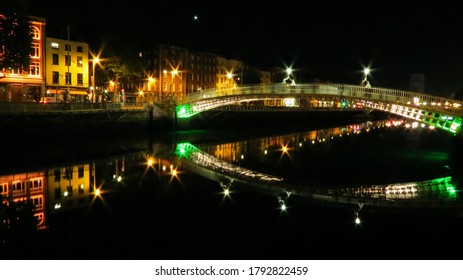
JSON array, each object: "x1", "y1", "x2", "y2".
[
  {"x1": 92, "y1": 57, "x2": 100, "y2": 102},
  {"x1": 282, "y1": 67, "x2": 296, "y2": 85},
  {"x1": 361, "y1": 67, "x2": 371, "y2": 88},
  {"x1": 226, "y1": 71, "x2": 233, "y2": 91}
]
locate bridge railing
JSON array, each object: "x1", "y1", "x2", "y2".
[{"x1": 180, "y1": 83, "x2": 463, "y2": 116}]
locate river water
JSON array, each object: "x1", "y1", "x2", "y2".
[{"x1": 1, "y1": 114, "x2": 462, "y2": 260}]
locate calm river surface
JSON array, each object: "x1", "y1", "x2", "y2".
[{"x1": 1, "y1": 116, "x2": 462, "y2": 260}]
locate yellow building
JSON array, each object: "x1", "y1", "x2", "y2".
[
  {"x1": 44, "y1": 37, "x2": 90, "y2": 102},
  {"x1": 46, "y1": 164, "x2": 94, "y2": 214},
  {"x1": 216, "y1": 56, "x2": 243, "y2": 93}
]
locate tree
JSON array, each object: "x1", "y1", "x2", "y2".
[
  {"x1": 101, "y1": 55, "x2": 143, "y2": 102},
  {"x1": 0, "y1": 11, "x2": 33, "y2": 72}
]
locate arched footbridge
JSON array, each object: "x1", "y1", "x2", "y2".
[{"x1": 175, "y1": 83, "x2": 463, "y2": 135}]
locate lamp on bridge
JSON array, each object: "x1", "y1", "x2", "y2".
[
  {"x1": 361, "y1": 67, "x2": 371, "y2": 88},
  {"x1": 282, "y1": 67, "x2": 296, "y2": 85}
]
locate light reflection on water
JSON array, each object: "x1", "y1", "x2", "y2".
[{"x1": 1, "y1": 118, "x2": 462, "y2": 259}]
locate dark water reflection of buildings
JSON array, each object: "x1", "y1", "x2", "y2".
[{"x1": 1, "y1": 118, "x2": 461, "y2": 234}]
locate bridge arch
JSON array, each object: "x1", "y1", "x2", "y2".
[{"x1": 175, "y1": 83, "x2": 463, "y2": 135}]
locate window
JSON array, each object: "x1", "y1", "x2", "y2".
[
  {"x1": 65, "y1": 44, "x2": 71, "y2": 51},
  {"x1": 65, "y1": 55, "x2": 71, "y2": 66},
  {"x1": 65, "y1": 167, "x2": 73, "y2": 179},
  {"x1": 77, "y1": 56, "x2": 83, "y2": 67},
  {"x1": 12, "y1": 181, "x2": 24, "y2": 192},
  {"x1": 0, "y1": 183, "x2": 7, "y2": 195},
  {"x1": 30, "y1": 43, "x2": 40, "y2": 58},
  {"x1": 78, "y1": 166, "x2": 84, "y2": 178},
  {"x1": 51, "y1": 42, "x2": 59, "y2": 49},
  {"x1": 52, "y1": 71, "x2": 59, "y2": 84},
  {"x1": 29, "y1": 62, "x2": 40, "y2": 76},
  {"x1": 66, "y1": 186, "x2": 73, "y2": 196},
  {"x1": 54, "y1": 169, "x2": 61, "y2": 182},
  {"x1": 32, "y1": 26, "x2": 40, "y2": 39},
  {"x1": 77, "y1": 73, "x2": 83, "y2": 85},
  {"x1": 76, "y1": 46, "x2": 83, "y2": 52},
  {"x1": 52, "y1": 53, "x2": 59, "y2": 65}
]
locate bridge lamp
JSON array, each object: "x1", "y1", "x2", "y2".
[
  {"x1": 361, "y1": 67, "x2": 371, "y2": 88},
  {"x1": 363, "y1": 68, "x2": 370, "y2": 77},
  {"x1": 285, "y1": 67, "x2": 293, "y2": 76}
]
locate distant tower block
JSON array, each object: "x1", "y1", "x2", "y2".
[{"x1": 409, "y1": 73, "x2": 425, "y2": 93}]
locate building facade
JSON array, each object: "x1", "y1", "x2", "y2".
[
  {"x1": 216, "y1": 56, "x2": 244, "y2": 93},
  {"x1": 44, "y1": 37, "x2": 90, "y2": 102},
  {"x1": 138, "y1": 44, "x2": 249, "y2": 103},
  {"x1": 0, "y1": 16, "x2": 46, "y2": 102}
]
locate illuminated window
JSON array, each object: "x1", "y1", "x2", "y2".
[
  {"x1": 29, "y1": 62, "x2": 40, "y2": 76},
  {"x1": 30, "y1": 42, "x2": 40, "y2": 58},
  {"x1": 51, "y1": 42, "x2": 59, "y2": 49},
  {"x1": 30, "y1": 178, "x2": 43, "y2": 192},
  {"x1": 0, "y1": 183, "x2": 8, "y2": 195},
  {"x1": 32, "y1": 26, "x2": 40, "y2": 39},
  {"x1": 12, "y1": 181, "x2": 24, "y2": 192}
]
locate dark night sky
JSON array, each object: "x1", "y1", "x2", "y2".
[{"x1": 20, "y1": 0, "x2": 463, "y2": 96}]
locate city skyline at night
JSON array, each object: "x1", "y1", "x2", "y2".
[{"x1": 20, "y1": 0, "x2": 463, "y2": 97}]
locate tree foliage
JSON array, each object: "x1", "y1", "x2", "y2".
[{"x1": 0, "y1": 11, "x2": 33, "y2": 72}]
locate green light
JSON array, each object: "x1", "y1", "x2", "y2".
[
  {"x1": 341, "y1": 100, "x2": 349, "y2": 108},
  {"x1": 427, "y1": 176, "x2": 458, "y2": 198},
  {"x1": 175, "y1": 142, "x2": 200, "y2": 158},
  {"x1": 176, "y1": 104, "x2": 197, "y2": 118}
]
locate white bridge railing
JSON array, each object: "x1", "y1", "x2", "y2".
[{"x1": 179, "y1": 83, "x2": 463, "y2": 117}]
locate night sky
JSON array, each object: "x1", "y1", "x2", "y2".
[{"x1": 20, "y1": 0, "x2": 463, "y2": 96}]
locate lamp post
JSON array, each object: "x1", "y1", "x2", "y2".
[
  {"x1": 282, "y1": 67, "x2": 295, "y2": 85},
  {"x1": 361, "y1": 67, "x2": 371, "y2": 88},
  {"x1": 92, "y1": 57, "x2": 100, "y2": 102}
]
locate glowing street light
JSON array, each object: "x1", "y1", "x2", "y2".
[
  {"x1": 361, "y1": 67, "x2": 371, "y2": 88},
  {"x1": 282, "y1": 67, "x2": 296, "y2": 85}
]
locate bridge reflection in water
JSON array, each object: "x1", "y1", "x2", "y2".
[
  {"x1": 172, "y1": 120, "x2": 461, "y2": 223},
  {"x1": 0, "y1": 118, "x2": 459, "y2": 235}
]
